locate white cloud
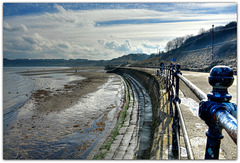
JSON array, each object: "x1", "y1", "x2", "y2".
[
  {"x1": 141, "y1": 40, "x2": 158, "y2": 49},
  {"x1": 3, "y1": 22, "x2": 28, "y2": 32},
  {"x1": 171, "y1": 3, "x2": 236, "y2": 14},
  {"x1": 43, "y1": 4, "x2": 96, "y2": 29},
  {"x1": 100, "y1": 40, "x2": 132, "y2": 52},
  {"x1": 4, "y1": 32, "x2": 72, "y2": 59},
  {"x1": 3, "y1": 3, "x2": 237, "y2": 60},
  {"x1": 187, "y1": 3, "x2": 236, "y2": 9}
]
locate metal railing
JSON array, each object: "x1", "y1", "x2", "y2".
[{"x1": 157, "y1": 63, "x2": 237, "y2": 160}]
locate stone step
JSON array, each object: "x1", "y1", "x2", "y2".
[{"x1": 92, "y1": 75, "x2": 145, "y2": 160}]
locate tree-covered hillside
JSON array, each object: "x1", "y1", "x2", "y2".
[{"x1": 131, "y1": 21, "x2": 237, "y2": 72}]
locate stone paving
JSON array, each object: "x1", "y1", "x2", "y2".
[
  {"x1": 89, "y1": 72, "x2": 154, "y2": 160},
  {"x1": 104, "y1": 74, "x2": 141, "y2": 160},
  {"x1": 88, "y1": 74, "x2": 141, "y2": 160}
]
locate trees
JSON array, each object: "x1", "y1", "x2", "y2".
[
  {"x1": 174, "y1": 37, "x2": 185, "y2": 49},
  {"x1": 165, "y1": 40, "x2": 174, "y2": 52},
  {"x1": 225, "y1": 21, "x2": 237, "y2": 28},
  {"x1": 198, "y1": 28, "x2": 206, "y2": 35},
  {"x1": 165, "y1": 36, "x2": 186, "y2": 52}
]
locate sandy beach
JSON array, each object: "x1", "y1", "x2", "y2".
[
  {"x1": 25, "y1": 67, "x2": 111, "y2": 114},
  {"x1": 3, "y1": 67, "x2": 125, "y2": 159}
]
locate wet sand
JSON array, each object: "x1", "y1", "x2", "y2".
[
  {"x1": 3, "y1": 67, "x2": 125, "y2": 159},
  {"x1": 27, "y1": 68, "x2": 111, "y2": 114}
]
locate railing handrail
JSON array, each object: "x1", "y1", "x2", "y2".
[
  {"x1": 158, "y1": 64, "x2": 237, "y2": 160},
  {"x1": 215, "y1": 109, "x2": 237, "y2": 144},
  {"x1": 176, "y1": 73, "x2": 207, "y2": 101},
  {"x1": 175, "y1": 101, "x2": 194, "y2": 159},
  {"x1": 170, "y1": 84, "x2": 194, "y2": 159}
]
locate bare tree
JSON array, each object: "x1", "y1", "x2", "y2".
[
  {"x1": 165, "y1": 40, "x2": 174, "y2": 52},
  {"x1": 198, "y1": 28, "x2": 206, "y2": 35},
  {"x1": 173, "y1": 37, "x2": 185, "y2": 49},
  {"x1": 165, "y1": 35, "x2": 193, "y2": 52}
]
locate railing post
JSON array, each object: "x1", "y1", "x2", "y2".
[
  {"x1": 172, "y1": 64, "x2": 181, "y2": 158},
  {"x1": 160, "y1": 62, "x2": 164, "y2": 75},
  {"x1": 171, "y1": 65, "x2": 175, "y2": 87},
  {"x1": 164, "y1": 66, "x2": 166, "y2": 76},
  {"x1": 170, "y1": 65, "x2": 175, "y2": 115},
  {"x1": 169, "y1": 66, "x2": 171, "y2": 86},
  {"x1": 168, "y1": 65, "x2": 173, "y2": 100},
  {"x1": 175, "y1": 64, "x2": 181, "y2": 101},
  {"x1": 199, "y1": 66, "x2": 237, "y2": 159},
  {"x1": 166, "y1": 66, "x2": 169, "y2": 92}
]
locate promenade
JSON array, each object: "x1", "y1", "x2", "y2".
[{"x1": 89, "y1": 68, "x2": 237, "y2": 160}]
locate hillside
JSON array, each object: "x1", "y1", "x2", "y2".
[
  {"x1": 3, "y1": 58, "x2": 107, "y2": 67},
  {"x1": 3, "y1": 53, "x2": 149, "y2": 67},
  {"x1": 108, "y1": 53, "x2": 149, "y2": 65},
  {"x1": 131, "y1": 21, "x2": 237, "y2": 72}
]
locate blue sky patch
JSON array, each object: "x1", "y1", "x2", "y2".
[
  {"x1": 97, "y1": 19, "x2": 206, "y2": 26},
  {"x1": 4, "y1": 3, "x2": 237, "y2": 16}
]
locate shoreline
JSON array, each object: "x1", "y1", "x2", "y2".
[
  {"x1": 3, "y1": 67, "x2": 109, "y2": 129},
  {"x1": 3, "y1": 67, "x2": 125, "y2": 159},
  {"x1": 26, "y1": 67, "x2": 111, "y2": 114}
]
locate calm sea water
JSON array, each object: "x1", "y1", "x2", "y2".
[
  {"x1": 3, "y1": 67, "x2": 82, "y2": 130},
  {"x1": 3, "y1": 67, "x2": 125, "y2": 159}
]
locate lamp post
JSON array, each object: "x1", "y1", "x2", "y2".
[{"x1": 211, "y1": 25, "x2": 214, "y2": 60}]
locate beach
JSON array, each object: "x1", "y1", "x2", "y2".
[{"x1": 3, "y1": 67, "x2": 125, "y2": 159}]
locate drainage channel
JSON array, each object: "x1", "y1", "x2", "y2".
[{"x1": 123, "y1": 74, "x2": 153, "y2": 159}]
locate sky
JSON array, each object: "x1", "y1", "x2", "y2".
[{"x1": 2, "y1": 2, "x2": 237, "y2": 60}]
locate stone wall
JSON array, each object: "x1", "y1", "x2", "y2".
[{"x1": 112, "y1": 68, "x2": 172, "y2": 159}]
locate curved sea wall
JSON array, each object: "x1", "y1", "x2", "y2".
[{"x1": 111, "y1": 68, "x2": 172, "y2": 159}]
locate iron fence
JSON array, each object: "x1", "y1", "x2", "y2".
[{"x1": 157, "y1": 63, "x2": 237, "y2": 160}]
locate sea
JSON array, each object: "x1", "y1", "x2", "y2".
[
  {"x1": 3, "y1": 67, "x2": 83, "y2": 131},
  {"x1": 3, "y1": 66, "x2": 124, "y2": 159}
]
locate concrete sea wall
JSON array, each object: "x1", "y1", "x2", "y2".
[
  {"x1": 108, "y1": 67, "x2": 237, "y2": 160},
  {"x1": 112, "y1": 68, "x2": 172, "y2": 159}
]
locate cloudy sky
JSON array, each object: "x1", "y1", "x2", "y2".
[{"x1": 3, "y1": 2, "x2": 237, "y2": 60}]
